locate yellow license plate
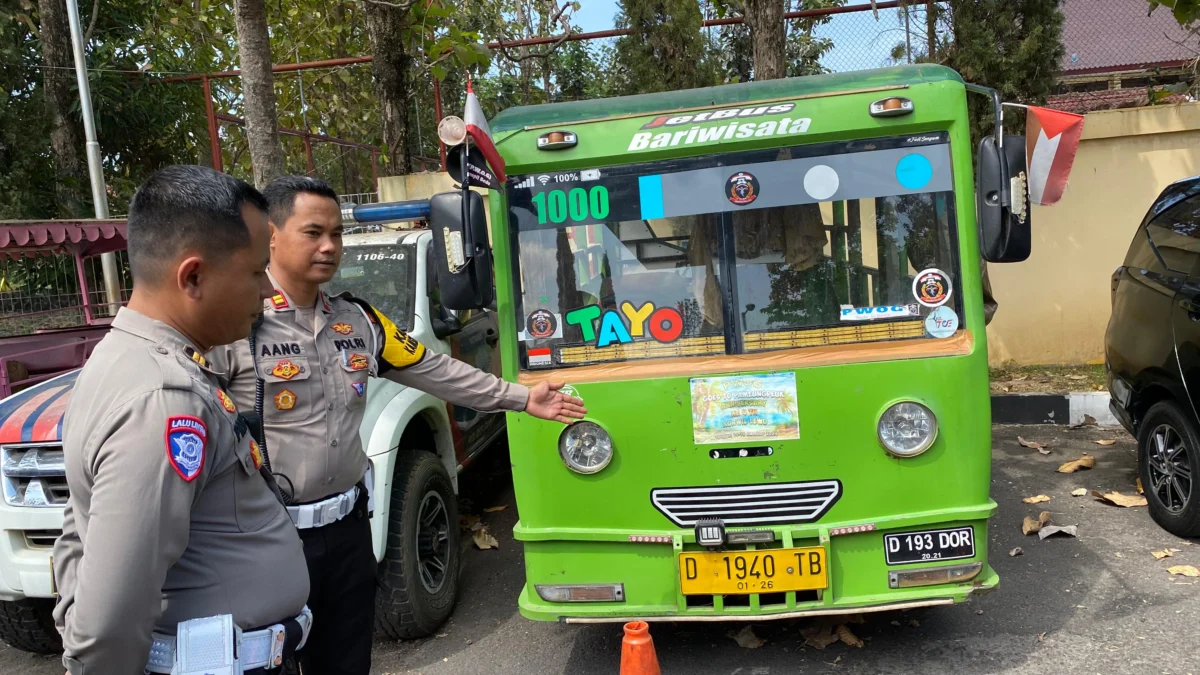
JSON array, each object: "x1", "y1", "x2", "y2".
[{"x1": 678, "y1": 547, "x2": 828, "y2": 595}]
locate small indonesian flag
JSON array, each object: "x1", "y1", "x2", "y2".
[
  {"x1": 465, "y1": 79, "x2": 506, "y2": 183},
  {"x1": 1025, "y1": 106, "x2": 1085, "y2": 206},
  {"x1": 528, "y1": 347, "x2": 552, "y2": 367}
]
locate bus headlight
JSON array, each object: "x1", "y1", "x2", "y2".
[
  {"x1": 559, "y1": 422, "x2": 613, "y2": 474},
  {"x1": 878, "y1": 402, "x2": 938, "y2": 457}
]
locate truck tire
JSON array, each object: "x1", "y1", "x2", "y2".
[
  {"x1": 375, "y1": 450, "x2": 460, "y2": 639},
  {"x1": 0, "y1": 598, "x2": 62, "y2": 654}
]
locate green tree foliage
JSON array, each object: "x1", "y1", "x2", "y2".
[
  {"x1": 613, "y1": 0, "x2": 720, "y2": 94},
  {"x1": 1148, "y1": 0, "x2": 1200, "y2": 27},
  {"x1": 713, "y1": 0, "x2": 844, "y2": 83},
  {"x1": 941, "y1": 0, "x2": 1065, "y2": 142}
]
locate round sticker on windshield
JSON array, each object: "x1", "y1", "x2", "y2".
[
  {"x1": 913, "y1": 268, "x2": 952, "y2": 307},
  {"x1": 526, "y1": 309, "x2": 558, "y2": 339},
  {"x1": 726, "y1": 172, "x2": 760, "y2": 206},
  {"x1": 925, "y1": 306, "x2": 959, "y2": 338}
]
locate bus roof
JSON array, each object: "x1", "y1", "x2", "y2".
[{"x1": 490, "y1": 64, "x2": 963, "y2": 134}]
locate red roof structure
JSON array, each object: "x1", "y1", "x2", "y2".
[
  {"x1": 0, "y1": 220, "x2": 127, "y2": 258},
  {"x1": 1061, "y1": 0, "x2": 1194, "y2": 75}
]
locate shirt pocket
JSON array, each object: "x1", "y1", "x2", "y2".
[
  {"x1": 258, "y1": 355, "x2": 315, "y2": 419},
  {"x1": 336, "y1": 349, "x2": 372, "y2": 411}
]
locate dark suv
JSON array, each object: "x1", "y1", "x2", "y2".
[{"x1": 1107, "y1": 176, "x2": 1200, "y2": 536}]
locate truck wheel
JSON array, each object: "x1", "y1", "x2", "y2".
[
  {"x1": 0, "y1": 598, "x2": 62, "y2": 654},
  {"x1": 375, "y1": 450, "x2": 460, "y2": 639},
  {"x1": 1139, "y1": 401, "x2": 1200, "y2": 537}
]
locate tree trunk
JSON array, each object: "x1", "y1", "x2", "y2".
[
  {"x1": 37, "y1": 0, "x2": 86, "y2": 217},
  {"x1": 233, "y1": 0, "x2": 285, "y2": 188},
  {"x1": 363, "y1": 1, "x2": 413, "y2": 175},
  {"x1": 194, "y1": 0, "x2": 214, "y2": 168},
  {"x1": 328, "y1": 0, "x2": 362, "y2": 193},
  {"x1": 746, "y1": 0, "x2": 786, "y2": 81}
]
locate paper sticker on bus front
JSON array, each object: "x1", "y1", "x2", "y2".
[{"x1": 690, "y1": 372, "x2": 799, "y2": 444}]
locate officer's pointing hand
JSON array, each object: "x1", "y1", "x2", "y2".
[{"x1": 525, "y1": 382, "x2": 588, "y2": 424}]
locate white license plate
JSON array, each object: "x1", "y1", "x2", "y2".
[{"x1": 884, "y1": 526, "x2": 975, "y2": 565}]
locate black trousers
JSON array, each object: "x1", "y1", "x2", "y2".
[{"x1": 296, "y1": 486, "x2": 375, "y2": 675}]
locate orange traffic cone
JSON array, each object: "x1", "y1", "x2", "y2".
[{"x1": 619, "y1": 621, "x2": 661, "y2": 675}]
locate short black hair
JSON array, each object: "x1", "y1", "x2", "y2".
[
  {"x1": 261, "y1": 176, "x2": 340, "y2": 226},
  {"x1": 126, "y1": 165, "x2": 267, "y2": 283}
]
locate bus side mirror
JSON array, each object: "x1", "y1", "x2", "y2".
[
  {"x1": 429, "y1": 190, "x2": 495, "y2": 310},
  {"x1": 976, "y1": 134, "x2": 1032, "y2": 263}
]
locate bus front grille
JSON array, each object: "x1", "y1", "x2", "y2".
[{"x1": 651, "y1": 480, "x2": 842, "y2": 527}]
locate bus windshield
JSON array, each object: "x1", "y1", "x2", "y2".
[{"x1": 507, "y1": 133, "x2": 961, "y2": 370}]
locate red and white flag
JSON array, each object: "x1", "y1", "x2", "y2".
[
  {"x1": 1025, "y1": 106, "x2": 1085, "y2": 206},
  {"x1": 465, "y1": 79, "x2": 506, "y2": 183}
]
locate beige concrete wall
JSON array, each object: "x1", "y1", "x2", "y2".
[{"x1": 986, "y1": 102, "x2": 1200, "y2": 366}]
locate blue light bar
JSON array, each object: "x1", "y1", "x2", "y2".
[{"x1": 342, "y1": 200, "x2": 431, "y2": 224}]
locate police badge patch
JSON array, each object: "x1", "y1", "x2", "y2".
[
  {"x1": 352, "y1": 381, "x2": 366, "y2": 397},
  {"x1": 726, "y1": 171, "x2": 760, "y2": 206},
  {"x1": 166, "y1": 416, "x2": 206, "y2": 482},
  {"x1": 526, "y1": 309, "x2": 558, "y2": 339}
]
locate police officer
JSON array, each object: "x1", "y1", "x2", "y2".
[
  {"x1": 52, "y1": 166, "x2": 312, "y2": 674},
  {"x1": 207, "y1": 176, "x2": 586, "y2": 674}
]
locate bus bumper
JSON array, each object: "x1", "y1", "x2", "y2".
[{"x1": 514, "y1": 505, "x2": 998, "y2": 622}]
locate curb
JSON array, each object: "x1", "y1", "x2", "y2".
[{"x1": 991, "y1": 392, "x2": 1118, "y2": 426}]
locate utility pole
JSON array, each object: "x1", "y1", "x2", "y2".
[{"x1": 65, "y1": 0, "x2": 122, "y2": 315}]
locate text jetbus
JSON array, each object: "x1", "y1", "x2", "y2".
[{"x1": 429, "y1": 64, "x2": 1033, "y2": 622}]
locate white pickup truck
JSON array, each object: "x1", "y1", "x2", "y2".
[{"x1": 0, "y1": 227, "x2": 505, "y2": 653}]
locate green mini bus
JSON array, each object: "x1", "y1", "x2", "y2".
[{"x1": 429, "y1": 64, "x2": 1032, "y2": 623}]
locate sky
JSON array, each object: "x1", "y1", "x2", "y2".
[{"x1": 568, "y1": 0, "x2": 917, "y2": 73}]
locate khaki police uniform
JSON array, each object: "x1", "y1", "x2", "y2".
[
  {"x1": 205, "y1": 273, "x2": 529, "y2": 674},
  {"x1": 52, "y1": 308, "x2": 310, "y2": 674}
]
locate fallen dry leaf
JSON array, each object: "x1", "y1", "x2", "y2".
[
  {"x1": 909, "y1": 619, "x2": 920, "y2": 628},
  {"x1": 1091, "y1": 490, "x2": 1148, "y2": 508},
  {"x1": 727, "y1": 625, "x2": 766, "y2": 649},
  {"x1": 1071, "y1": 488, "x2": 1088, "y2": 497},
  {"x1": 1022, "y1": 511, "x2": 1053, "y2": 535},
  {"x1": 1068, "y1": 415, "x2": 1098, "y2": 430},
  {"x1": 1038, "y1": 524, "x2": 1078, "y2": 540},
  {"x1": 1018, "y1": 436, "x2": 1049, "y2": 450},
  {"x1": 1167, "y1": 565, "x2": 1200, "y2": 578},
  {"x1": 1009, "y1": 547, "x2": 1024, "y2": 557},
  {"x1": 835, "y1": 624, "x2": 864, "y2": 648},
  {"x1": 1137, "y1": 478, "x2": 1144, "y2": 495},
  {"x1": 1057, "y1": 455, "x2": 1095, "y2": 473},
  {"x1": 1152, "y1": 550, "x2": 1174, "y2": 560},
  {"x1": 890, "y1": 620, "x2": 901, "y2": 627},
  {"x1": 459, "y1": 514, "x2": 480, "y2": 530},
  {"x1": 1068, "y1": 374, "x2": 1086, "y2": 381},
  {"x1": 1036, "y1": 632, "x2": 1047, "y2": 642},
  {"x1": 1023, "y1": 495, "x2": 1052, "y2": 504},
  {"x1": 1095, "y1": 440, "x2": 1116, "y2": 446},
  {"x1": 472, "y1": 528, "x2": 499, "y2": 550},
  {"x1": 801, "y1": 623, "x2": 839, "y2": 649},
  {"x1": 483, "y1": 504, "x2": 508, "y2": 513}
]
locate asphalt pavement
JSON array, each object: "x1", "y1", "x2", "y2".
[{"x1": 5, "y1": 425, "x2": 1199, "y2": 675}]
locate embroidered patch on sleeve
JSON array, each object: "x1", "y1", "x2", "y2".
[
  {"x1": 249, "y1": 438, "x2": 263, "y2": 470},
  {"x1": 216, "y1": 388, "x2": 237, "y2": 414},
  {"x1": 351, "y1": 381, "x2": 366, "y2": 397},
  {"x1": 331, "y1": 322, "x2": 354, "y2": 335},
  {"x1": 165, "y1": 416, "x2": 207, "y2": 482}
]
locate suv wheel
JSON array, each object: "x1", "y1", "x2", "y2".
[
  {"x1": 0, "y1": 598, "x2": 62, "y2": 654},
  {"x1": 375, "y1": 450, "x2": 460, "y2": 639},
  {"x1": 1139, "y1": 401, "x2": 1200, "y2": 536}
]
